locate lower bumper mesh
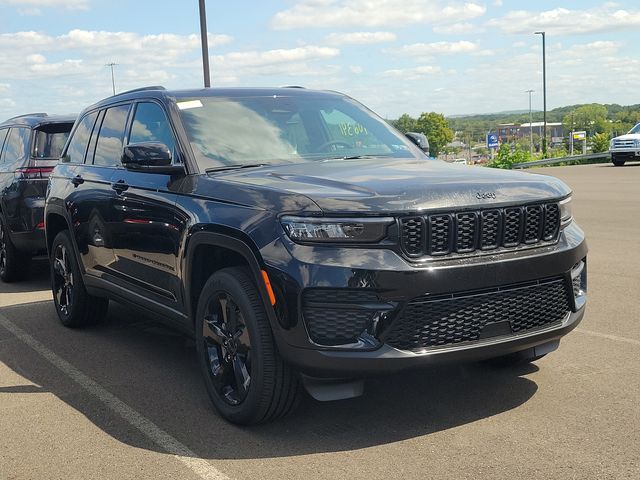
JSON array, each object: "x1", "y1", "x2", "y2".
[{"x1": 384, "y1": 277, "x2": 571, "y2": 351}]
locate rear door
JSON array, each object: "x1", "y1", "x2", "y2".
[{"x1": 107, "y1": 101, "x2": 183, "y2": 307}]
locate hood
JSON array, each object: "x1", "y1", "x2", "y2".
[
  {"x1": 613, "y1": 133, "x2": 640, "y2": 141},
  {"x1": 214, "y1": 158, "x2": 571, "y2": 214}
]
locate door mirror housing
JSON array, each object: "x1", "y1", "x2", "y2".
[
  {"x1": 406, "y1": 132, "x2": 430, "y2": 155},
  {"x1": 122, "y1": 142, "x2": 185, "y2": 174}
]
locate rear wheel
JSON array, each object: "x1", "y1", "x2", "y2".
[
  {"x1": 195, "y1": 267, "x2": 300, "y2": 424},
  {"x1": 612, "y1": 156, "x2": 626, "y2": 167},
  {"x1": 0, "y1": 216, "x2": 31, "y2": 283},
  {"x1": 50, "y1": 230, "x2": 108, "y2": 327}
]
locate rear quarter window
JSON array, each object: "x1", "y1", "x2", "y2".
[{"x1": 33, "y1": 123, "x2": 73, "y2": 159}]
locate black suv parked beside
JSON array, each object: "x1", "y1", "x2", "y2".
[
  {"x1": 0, "y1": 113, "x2": 74, "y2": 281},
  {"x1": 45, "y1": 87, "x2": 587, "y2": 424}
]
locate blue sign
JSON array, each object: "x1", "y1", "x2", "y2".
[{"x1": 487, "y1": 133, "x2": 499, "y2": 149}]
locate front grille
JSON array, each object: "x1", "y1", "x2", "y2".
[
  {"x1": 400, "y1": 202, "x2": 560, "y2": 258},
  {"x1": 384, "y1": 277, "x2": 571, "y2": 351},
  {"x1": 302, "y1": 289, "x2": 379, "y2": 345},
  {"x1": 613, "y1": 139, "x2": 635, "y2": 148}
]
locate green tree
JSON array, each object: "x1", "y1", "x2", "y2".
[
  {"x1": 392, "y1": 114, "x2": 417, "y2": 133},
  {"x1": 591, "y1": 132, "x2": 610, "y2": 153},
  {"x1": 414, "y1": 112, "x2": 454, "y2": 155},
  {"x1": 487, "y1": 144, "x2": 531, "y2": 169},
  {"x1": 563, "y1": 104, "x2": 608, "y2": 135}
]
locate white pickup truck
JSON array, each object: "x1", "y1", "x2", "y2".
[{"x1": 610, "y1": 123, "x2": 640, "y2": 166}]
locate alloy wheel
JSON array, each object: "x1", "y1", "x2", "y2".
[
  {"x1": 52, "y1": 243, "x2": 74, "y2": 316},
  {"x1": 0, "y1": 222, "x2": 6, "y2": 276},
  {"x1": 202, "y1": 292, "x2": 252, "y2": 406}
]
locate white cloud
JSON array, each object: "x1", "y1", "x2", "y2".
[
  {"x1": 325, "y1": 31, "x2": 396, "y2": 45},
  {"x1": 381, "y1": 65, "x2": 441, "y2": 80},
  {"x1": 392, "y1": 41, "x2": 479, "y2": 56},
  {"x1": 349, "y1": 65, "x2": 363, "y2": 74},
  {"x1": 0, "y1": 98, "x2": 17, "y2": 108},
  {"x1": 433, "y1": 22, "x2": 484, "y2": 35},
  {"x1": 488, "y1": 4, "x2": 640, "y2": 35},
  {"x1": 272, "y1": 0, "x2": 486, "y2": 30},
  {"x1": 493, "y1": 0, "x2": 503, "y2": 6},
  {"x1": 0, "y1": 0, "x2": 89, "y2": 10}
]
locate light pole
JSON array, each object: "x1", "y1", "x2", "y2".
[
  {"x1": 199, "y1": 0, "x2": 211, "y2": 87},
  {"x1": 525, "y1": 89, "x2": 534, "y2": 157},
  {"x1": 105, "y1": 62, "x2": 117, "y2": 95},
  {"x1": 534, "y1": 31, "x2": 547, "y2": 157}
]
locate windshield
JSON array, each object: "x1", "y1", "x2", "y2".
[
  {"x1": 176, "y1": 94, "x2": 420, "y2": 170},
  {"x1": 32, "y1": 123, "x2": 73, "y2": 159},
  {"x1": 628, "y1": 123, "x2": 640, "y2": 135}
]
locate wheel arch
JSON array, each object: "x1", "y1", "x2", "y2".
[{"x1": 183, "y1": 231, "x2": 277, "y2": 328}]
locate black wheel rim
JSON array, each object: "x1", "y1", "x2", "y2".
[
  {"x1": 52, "y1": 243, "x2": 74, "y2": 316},
  {"x1": 0, "y1": 222, "x2": 6, "y2": 276},
  {"x1": 202, "y1": 292, "x2": 251, "y2": 406}
]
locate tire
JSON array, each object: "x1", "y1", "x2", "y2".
[
  {"x1": 195, "y1": 267, "x2": 300, "y2": 425},
  {"x1": 483, "y1": 349, "x2": 547, "y2": 367},
  {"x1": 50, "y1": 230, "x2": 108, "y2": 328},
  {"x1": 0, "y1": 215, "x2": 32, "y2": 283},
  {"x1": 612, "y1": 156, "x2": 625, "y2": 167}
]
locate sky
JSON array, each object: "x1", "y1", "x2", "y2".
[{"x1": 0, "y1": 0, "x2": 639, "y2": 120}]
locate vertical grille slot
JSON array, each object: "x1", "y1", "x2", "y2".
[
  {"x1": 480, "y1": 210, "x2": 501, "y2": 249},
  {"x1": 455, "y1": 212, "x2": 477, "y2": 252},
  {"x1": 543, "y1": 203, "x2": 560, "y2": 240},
  {"x1": 428, "y1": 214, "x2": 452, "y2": 255},
  {"x1": 503, "y1": 207, "x2": 523, "y2": 247},
  {"x1": 400, "y1": 217, "x2": 425, "y2": 256},
  {"x1": 524, "y1": 205, "x2": 543, "y2": 244}
]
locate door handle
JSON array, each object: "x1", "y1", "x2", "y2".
[
  {"x1": 71, "y1": 175, "x2": 84, "y2": 187},
  {"x1": 111, "y1": 180, "x2": 129, "y2": 194}
]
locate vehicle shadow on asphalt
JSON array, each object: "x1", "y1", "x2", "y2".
[{"x1": 0, "y1": 291, "x2": 539, "y2": 460}]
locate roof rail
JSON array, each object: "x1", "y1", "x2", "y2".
[
  {"x1": 280, "y1": 85, "x2": 306, "y2": 89},
  {"x1": 5, "y1": 112, "x2": 48, "y2": 121},
  {"x1": 112, "y1": 86, "x2": 166, "y2": 96}
]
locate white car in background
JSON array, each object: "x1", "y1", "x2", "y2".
[{"x1": 610, "y1": 123, "x2": 640, "y2": 166}]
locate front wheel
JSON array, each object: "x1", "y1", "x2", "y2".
[
  {"x1": 195, "y1": 267, "x2": 300, "y2": 424},
  {"x1": 50, "y1": 230, "x2": 108, "y2": 327},
  {"x1": 612, "y1": 156, "x2": 626, "y2": 167}
]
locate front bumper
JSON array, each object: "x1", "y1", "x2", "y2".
[
  {"x1": 262, "y1": 222, "x2": 588, "y2": 377},
  {"x1": 610, "y1": 149, "x2": 640, "y2": 159}
]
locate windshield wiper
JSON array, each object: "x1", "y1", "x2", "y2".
[
  {"x1": 205, "y1": 163, "x2": 271, "y2": 174},
  {"x1": 321, "y1": 154, "x2": 389, "y2": 161}
]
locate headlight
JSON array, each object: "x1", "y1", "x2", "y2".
[
  {"x1": 635, "y1": 139, "x2": 640, "y2": 147},
  {"x1": 281, "y1": 216, "x2": 394, "y2": 243},
  {"x1": 559, "y1": 196, "x2": 572, "y2": 225},
  {"x1": 609, "y1": 139, "x2": 615, "y2": 148}
]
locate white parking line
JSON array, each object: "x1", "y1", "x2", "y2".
[
  {"x1": 0, "y1": 312, "x2": 230, "y2": 480},
  {"x1": 575, "y1": 328, "x2": 640, "y2": 347}
]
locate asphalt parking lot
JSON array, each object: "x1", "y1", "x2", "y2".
[{"x1": 1, "y1": 162, "x2": 639, "y2": 480}]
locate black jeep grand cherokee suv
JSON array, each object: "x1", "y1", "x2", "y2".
[
  {"x1": 45, "y1": 86, "x2": 587, "y2": 424},
  {"x1": 0, "y1": 113, "x2": 75, "y2": 282}
]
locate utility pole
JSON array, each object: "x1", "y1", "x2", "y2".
[
  {"x1": 525, "y1": 89, "x2": 534, "y2": 157},
  {"x1": 199, "y1": 0, "x2": 211, "y2": 87},
  {"x1": 105, "y1": 62, "x2": 118, "y2": 95},
  {"x1": 534, "y1": 31, "x2": 547, "y2": 157}
]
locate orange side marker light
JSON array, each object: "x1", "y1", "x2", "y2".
[{"x1": 261, "y1": 270, "x2": 277, "y2": 306}]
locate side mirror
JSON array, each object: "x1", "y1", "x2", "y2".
[
  {"x1": 122, "y1": 142, "x2": 184, "y2": 174},
  {"x1": 406, "y1": 132, "x2": 430, "y2": 155}
]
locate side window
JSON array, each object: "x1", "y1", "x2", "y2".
[
  {"x1": 2, "y1": 127, "x2": 31, "y2": 167},
  {"x1": 93, "y1": 104, "x2": 130, "y2": 167},
  {"x1": 128, "y1": 102, "x2": 176, "y2": 154},
  {"x1": 63, "y1": 111, "x2": 98, "y2": 164},
  {"x1": 0, "y1": 128, "x2": 8, "y2": 162}
]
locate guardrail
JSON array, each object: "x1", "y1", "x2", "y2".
[{"x1": 511, "y1": 152, "x2": 610, "y2": 169}]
